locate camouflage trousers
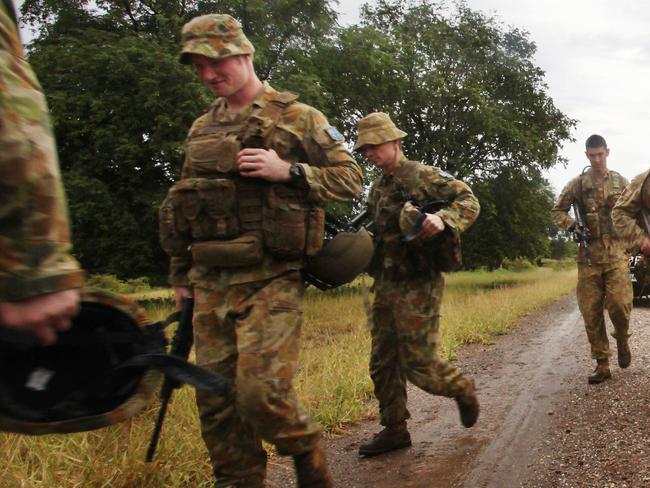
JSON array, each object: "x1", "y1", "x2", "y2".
[
  {"x1": 577, "y1": 261, "x2": 632, "y2": 360},
  {"x1": 370, "y1": 273, "x2": 472, "y2": 427},
  {"x1": 193, "y1": 271, "x2": 320, "y2": 488}
]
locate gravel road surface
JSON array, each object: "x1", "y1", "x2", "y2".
[{"x1": 267, "y1": 293, "x2": 650, "y2": 487}]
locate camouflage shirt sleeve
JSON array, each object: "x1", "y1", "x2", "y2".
[
  {"x1": 394, "y1": 160, "x2": 480, "y2": 233},
  {"x1": 551, "y1": 177, "x2": 579, "y2": 230},
  {"x1": 0, "y1": 5, "x2": 84, "y2": 300},
  {"x1": 277, "y1": 104, "x2": 363, "y2": 203},
  {"x1": 612, "y1": 170, "x2": 649, "y2": 252}
]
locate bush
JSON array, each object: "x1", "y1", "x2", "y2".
[
  {"x1": 501, "y1": 257, "x2": 536, "y2": 271},
  {"x1": 539, "y1": 258, "x2": 575, "y2": 270},
  {"x1": 85, "y1": 274, "x2": 152, "y2": 294}
]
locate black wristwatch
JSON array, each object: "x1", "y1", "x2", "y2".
[{"x1": 289, "y1": 163, "x2": 305, "y2": 186}]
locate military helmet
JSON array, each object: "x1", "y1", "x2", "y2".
[
  {"x1": 304, "y1": 228, "x2": 374, "y2": 289},
  {"x1": 0, "y1": 289, "x2": 164, "y2": 435},
  {"x1": 353, "y1": 112, "x2": 407, "y2": 151},
  {"x1": 180, "y1": 14, "x2": 255, "y2": 64}
]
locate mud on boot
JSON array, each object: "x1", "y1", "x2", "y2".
[
  {"x1": 588, "y1": 358, "x2": 612, "y2": 384},
  {"x1": 616, "y1": 338, "x2": 631, "y2": 368},
  {"x1": 293, "y1": 444, "x2": 333, "y2": 488},
  {"x1": 358, "y1": 422, "x2": 412, "y2": 457},
  {"x1": 455, "y1": 379, "x2": 479, "y2": 428}
]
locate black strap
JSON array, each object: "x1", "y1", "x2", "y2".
[{"x1": 117, "y1": 353, "x2": 229, "y2": 394}]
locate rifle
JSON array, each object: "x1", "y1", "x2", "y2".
[
  {"x1": 146, "y1": 296, "x2": 195, "y2": 462},
  {"x1": 324, "y1": 208, "x2": 371, "y2": 239},
  {"x1": 571, "y1": 200, "x2": 592, "y2": 266}
]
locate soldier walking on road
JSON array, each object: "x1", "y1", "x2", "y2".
[
  {"x1": 552, "y1": 134, "x2": 632, "y2": 384},
  {"x1": 158, "y1": 14, "x2": 363, "y2": 488},
  {"x1": 354, "y1": 112, "x2": 480, "y2": 458}
]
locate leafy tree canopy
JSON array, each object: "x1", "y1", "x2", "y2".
[
  {"x1": 318, "y1": 0, "x2": 576, "y2": 180},
  {"x1": 21, "y1": 0, "x2": 576, "y2": 276}
]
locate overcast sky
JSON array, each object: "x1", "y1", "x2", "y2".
[{"x1": 338, "y1": 0, "x2": 650, "y2": 193}]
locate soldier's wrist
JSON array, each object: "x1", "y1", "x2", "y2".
[{"x1": 288, "y1": 163, "x2": 307, "y2": 188}]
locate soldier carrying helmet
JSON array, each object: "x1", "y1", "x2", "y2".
[{"x1": 354, "y1": 112, "x2": 481, "y2": 457}]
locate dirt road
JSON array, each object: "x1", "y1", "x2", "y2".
[{"x1": 267, "y1": 293, "x2": 650, "y2": 487}]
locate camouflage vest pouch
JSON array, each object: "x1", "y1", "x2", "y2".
[
  {"x1": 185, "y1": 125, "x2": 240, "y2": 176},
  {"x1": 171, "y1": 178, "x2": 240, "y2": 241},
  {"x1": 406, "y1": 227, "x2": 462, "y2": 273},
  {"x1": 580, "y1": 171, "x2": 625, "y2": 241},
  {"x1": 262, "y1": 184, "x2": 324, "y2": 259},
  {"x1": 190, "y1": 233, "x2": 263, "y2": 267}
]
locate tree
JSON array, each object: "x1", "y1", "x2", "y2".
[
  {"x1": 309, "y1": 0, "x2": 575, "y2": 267},
  {"x1": 317, "y1": 0, "x2": 575, "y2": 180},
  {"x1": 26, "y1": 28, "x2": 209, "y2": 278},
  {"x1": 22, "y1": 0, "x2": 339, "y2": 278},
  {"x1": 22, "y1": 0, "x2": 576, "y2": 274},
  {"x1": 462, "y1": 168, "x2": 557, "y2": 268}
]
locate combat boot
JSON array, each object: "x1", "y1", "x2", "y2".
[
  {"x1": 617, "y1": 338, "x2": 631, "y2": 368},
  {"x1": 358, "y1": 422, "x2": 412, "y2": 457},
  {"x1": 455, "y1": 379, "x2": 480, "y2": 428},
  {"x1": 293, "y1": 444, "x2": 333, "y2": 488},
  {"x1": 588, "y1": 358, "x2": 612, "y2": 384}
]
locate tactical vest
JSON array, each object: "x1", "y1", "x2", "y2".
[
  {"x1": 368, "y1": 160, "x2": 463, "y2": 279},
  {"x1": 579, "y1": 170, "x2": 626, "y2": 241},
  {"x1": 368, "y1": 161, "x2": 435, "y2": 280},
  {"x1": 160, "y1": 92, "x2": 324, "y2": 267}
]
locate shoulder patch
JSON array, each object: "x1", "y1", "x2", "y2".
[{"x1": 325, "y1": 127, "x2": 344, "y2": 142}]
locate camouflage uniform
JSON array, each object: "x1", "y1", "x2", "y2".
[
  {"x1": 0, "y1": 3, "x2": 83, "y2": 301},
  {"x1": 160, "y1": 15, "x2": 362, "y2": 487},
  {"x1": 612, "y1": 169, "x2": 650, "y2": 252},
  {"x1": 366, "y1": 156, "x2": 480, "y2": 427},
  {"x1": 356, "y1": 113, "x2": 480, "y2": 431},
  {"x1": 552, "y1": 168, "x2": 631, "y2": 360}
]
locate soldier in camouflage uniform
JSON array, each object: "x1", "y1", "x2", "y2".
[
  {"x1": 612, "y1": 169, "x2": 650, "y2": 292},
  {"x1": 0, "y1": 2, "x2": 84, "y2": 345},
  {"x1": 159, "y1": 14, "x2": 363, "y2": 488},
  {"x1": 552, "y1": 134, "x2": 632, "y2": 384},
  {"x1": 353, "y1": 112, "x2": 480, "y2": 457},
  {"x1": 612, "y1": 168, "x2": 650, "y2": 254}
]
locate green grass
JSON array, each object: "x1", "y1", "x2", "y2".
[{"x1": 0, "y1": 267, "x2": 576, "y2": 486}]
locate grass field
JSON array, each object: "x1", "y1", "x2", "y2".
[{"x1": 0, "y1": 267, "x2": 577, "y2": 487}]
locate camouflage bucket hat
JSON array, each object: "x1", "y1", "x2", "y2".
[
  {"x1": 353, "y1": 112, "x2": 407, "y2": 151},
  {"x1": 180, "y1": 14, "x2": 255, "y2": 64},
  {"x1": 0, "y1": 289, "x2": 164, "y2": 435}
]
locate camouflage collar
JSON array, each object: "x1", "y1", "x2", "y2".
[{"x1": 211, "y1": 81, "x2": 276, "y2": 114}]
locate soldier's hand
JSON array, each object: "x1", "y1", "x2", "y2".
[
  {"x1": 640, "y1": 236, "x2": 650, "y2": 256},
  {"x1": 0, "y1": 289, "x2": 80, "y2": 345},
  {"x1": 237, "y1": 148, "x2": 291, "y2": 182},
  {"x1": 418, "y1": 213, "x2": 445, "y2": 240}
]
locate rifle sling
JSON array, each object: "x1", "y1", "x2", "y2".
[{"x1": 118, "y1": 353, "x2": 229, "y2": 394}]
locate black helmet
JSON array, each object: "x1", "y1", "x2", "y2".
[
  {"x1": 0, "y1": 289, "x2": 227, "y2": 435},
  {"x1": 0, "y1": 289, "x2": 165, "y2": 434}
]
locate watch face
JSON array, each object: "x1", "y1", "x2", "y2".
[{"x1": 290, "y1": 164, "x2": 302, "y2": 178}]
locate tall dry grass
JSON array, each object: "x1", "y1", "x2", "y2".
[{"x1": 0, "y1": 267, "x2": 576, "y2": 486}]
